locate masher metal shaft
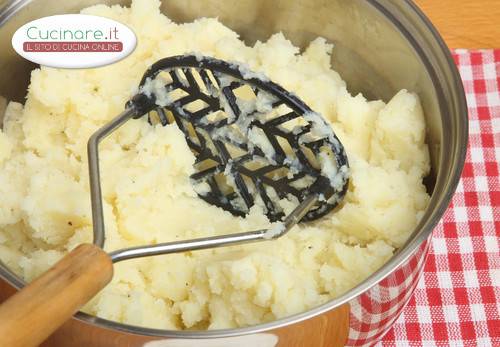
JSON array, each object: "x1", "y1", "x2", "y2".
[
  {"x1": 87, "y1": 108, "x2": 137, "y2": 248},
  {"x1": 108, "y1": 195, "x2": 318, "y2": 263}
]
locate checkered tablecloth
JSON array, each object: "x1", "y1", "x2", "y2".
[{"x1": 377, "y1": 50, "x2": 500, "y2": 346}]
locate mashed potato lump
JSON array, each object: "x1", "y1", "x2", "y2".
[{"x1": 0, "y1": 0, "x2": 430, "y2": 330}]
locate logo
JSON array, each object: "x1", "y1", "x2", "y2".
[{"x1": 12, "y1": 14, "x2": 137, "y2": 68}]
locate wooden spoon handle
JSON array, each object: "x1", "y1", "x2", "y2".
[{"x1": 0, "y1": 243, "x2": 113, "y2": 347}]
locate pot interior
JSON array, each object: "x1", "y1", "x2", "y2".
[{"x1": 0, "y1": 0, "x2": 467, "y2": 337}]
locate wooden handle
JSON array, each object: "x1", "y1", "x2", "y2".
[{"x1": 0, "y1": 243, "x2": 113, "y2": 347}]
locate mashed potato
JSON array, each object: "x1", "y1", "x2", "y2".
[{"x1": 0, "y1": 0, "x2": 430, "y2": 330}]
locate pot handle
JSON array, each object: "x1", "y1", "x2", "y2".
[{"x1": 0, "y1": 243, "x2": 113, "y2": 347}]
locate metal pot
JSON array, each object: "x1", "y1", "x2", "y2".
[{"x1": 0, "y1": 0, "x2": 467, "y2": 346}]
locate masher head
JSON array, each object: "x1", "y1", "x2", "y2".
[{"x1": 127, "y1": 55, "x2": 349, "y2": 222}]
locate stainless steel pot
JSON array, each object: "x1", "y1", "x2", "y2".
[{"x1": 0, "y1": 0, "x2": 467, "y2": 346}]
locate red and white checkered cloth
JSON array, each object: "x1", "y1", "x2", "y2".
[{"x1": 377, "y1": 50, "x2": 500, "y2": 346}]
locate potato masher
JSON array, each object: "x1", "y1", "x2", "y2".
[{"x1": 0, "y1": 55, "x2": 349, "y2": 347}]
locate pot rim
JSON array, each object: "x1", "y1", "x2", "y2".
[{"x1": 0, "y1": 0, "x2": 468, "y2": 338}]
